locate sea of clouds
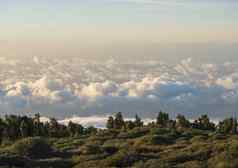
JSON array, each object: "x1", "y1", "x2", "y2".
[{"x1": 0, "y1": 56, "x2": 238, "y2": 127}]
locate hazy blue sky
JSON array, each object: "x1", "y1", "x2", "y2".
[{"x1": 1, "y1": 0, "x2": 238, "y2": 61}]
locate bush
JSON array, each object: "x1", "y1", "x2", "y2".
[
  {"x1": 10, "y1": 137, "x2": 53, "y2": 159},
  {"x1": 208, "y1": 151, "x2": 238, "y2": 168},
  {"x1": 179, "y1": 160, "x2": 205, "y2": 168},
  {"x1": 190, "y1": 135, "x2": 207, "y2": 143},
  {"x1": 188, "y1": 128, "x2": 210, "y2": 137},
  {"x1": 80, "y1": 140, "x2": 102, "y2": 155},
  {"x1": 150, "y1": 128, "x2": 171, "y2": 135},
  {"x1": 149, "y1": 135, "x2": 174, "y2": 145},
  {"x1": 102, "y1": 149, "x2": 141, "y2": 167},
  {"x1": 102, "y1": 146, "x2": 118, "y2": 155},
  {"x1": 210, "y1": 133, "x2": 227, "y2": 140},
  {"x1": 143, "y1": 159, "x2": 172, "y2": 168},
  {"x1": 134, "y1": 134, "x2": 174, "y2": 146},
  {"x1": 103, "y1": 139, "x2": 129, "y2": 149},
  {"x1": 80, "y1": 144, "x2": 102, "y2": 155},
  {"x1": 117, "y1": 127, "x2": 149, "y2": 139}
]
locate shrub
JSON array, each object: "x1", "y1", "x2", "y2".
[
  {"x1": 10, "y1": 137, "x2": 53, "y2": 159},
  {"x1": 149, "y1": 135, "x2": 174, "y2": 145},
  {"x1": 208, "y1": 151, "x2": 238, "y2": 168},
  {"x1": 190, "y1": 135, "x2": 207, "y2": 143},
  {"x1": 102, "y1": 146, "x2": 118, "y2": 155},
  {"x1": 102, "y1": 149, "x2": 141, "y2": 167},
  {"x1": 143, "y1": 159, "x2": 172, "y2": 168},
  {"x1": 80, "y1": 144, "x2": 102, "y2": 155},
  {"x1": 150, "y1": 128, "x2": 171, "y2": 135},
  {"x1": 103, "y1": 139, "x2": 129, "y2": 149},
  {"x1": 134, "y1": 133, "x2": 175, "y2": 146},
  {"x1": 210, "y1": 133, "x2": 227, "y2": 140},
  {"x1": 179, "y1": 160, "x2": 205, "y2": 168},
  {"x1": 117, "y1": 127, "x2": 150, "y2": 139}
]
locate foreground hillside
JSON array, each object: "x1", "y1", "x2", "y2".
[
  {"x1": 0, "y1": 112, "x2": 238, "y2": 167},
  {"x1": 1, "y1": 127, "x2": 238, "y2": 168}
]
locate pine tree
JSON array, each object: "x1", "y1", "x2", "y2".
[
  {"x1": 232, "y1": 118, "x2": 238, "y2": 134},
  {"x1": 218, "y1": 118, "x2": 237, "y2": 134},
  {"x1": 134, "y1": 114, "x2": 143, "y2": 127},
  {"x1": 0, "y1": 118, "x2": 6, "y2": 143},
  {"x1": 106, "y1": 116, "x2": 114, "y2": 129},
  {"x1": 114, "y1": 112, "x2": 125, "y2": 129},
  {"x1": 125, "y1": 121, "x2": 135, "y2": 130},
  {"x1": 193, "y1": 115, "x2": 215, "y2": 130},
  {"x1": 33, "y1": 113, "x2": 41, "y2": 136},
  {"x1": 49, "y1": 118, "x2": 59, "y2": 137},
  {"x1": 156, "y1": 111, "x2": 169, "y2": 127},
  {"x1": 176, "y1": 114, "x2": 190, "y2": 128},
  {"x1": 68, "y1": 121, "x2": 77, "y2": 136},
  {"x1": 75, "y1": 124, "x2": 84, "y2": 136},
  {"x1": 20, "y1": 118, "x2": 29, "y2": 137},
  {"x1": 84, "y1": 126, "x2": 97, "y2": 135},
  {"x1": 5, "y1": 115, "x2": 21, "y2": 139}
]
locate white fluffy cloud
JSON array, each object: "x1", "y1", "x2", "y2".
[{"x1": 0, "y1": 57, "x2": 238, "y2": 122}]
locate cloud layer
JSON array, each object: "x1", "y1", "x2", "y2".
[{"x1": 0, "y1": 57, "x2": 238, "y2": 123}]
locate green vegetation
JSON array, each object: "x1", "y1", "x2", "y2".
[{"x1": 0, "y1": 112, "x2": 238, "y2": 167}]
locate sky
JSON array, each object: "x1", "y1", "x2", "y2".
[
  {"x1": 1, "y1": 1, "x2": 238, "y2": 126},
  {"x1": 1, "y1": 0, "x2": 238, "y2": 62}
]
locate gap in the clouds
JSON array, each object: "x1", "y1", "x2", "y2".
[
  {"x1": 40, "y1": 115, "x2": 156, "y2": 129},
  {"x1": 38, "y1": 115, "x2": 223, "y2": 128}
]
